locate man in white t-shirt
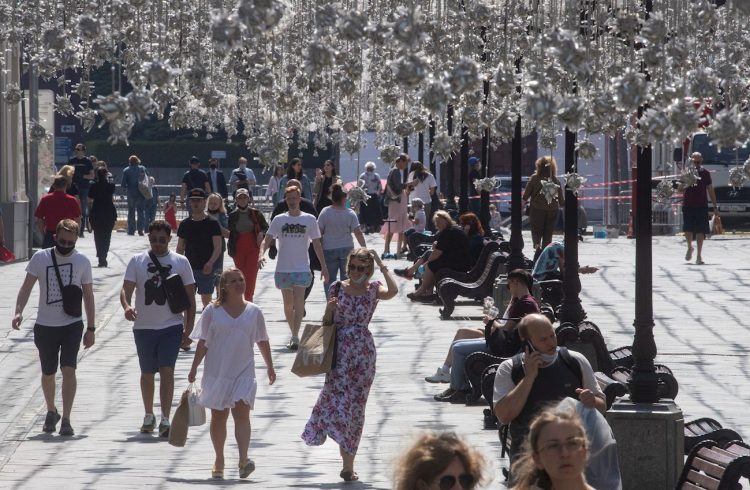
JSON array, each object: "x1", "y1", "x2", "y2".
[
  {"x1": 260, "y1": 186, "x2": 328, "y2": 350},
  {"x1": 12, "y1": 219, "x2": 95, "y2": 436},
  {"x1": 121, "y1": 220, "x2": 196, "y2": 437}
]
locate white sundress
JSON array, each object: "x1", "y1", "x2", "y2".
[{"x1": 190, "y1": 303, "x2": 269, "y2": 410}]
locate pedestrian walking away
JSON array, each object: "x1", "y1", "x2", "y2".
[
  {"x1": 302, "y1": 248, "x2": 397, "y2": 483},
  {"x1": 35, "y1": 176, "x2": 82, "y2": 249},
  {"x1": 11, "y1": 219, "x2": 95, "y2": 436},
  {"x1": 260, "y1": 186, "x2": 329, "y2": 351},
  {"x1": 176, "y1": 188, "x2": 223, "y2": 311},
  {"x1": 524, "y1": 156, "x2": 565, "y2": 261},
  {"x1": 682, "y1": 151, "x2": 719, "y2": 265},
  {"x1": 68, "y1": 142, "x2": 95, "y2": 237},
  {"x1": 227, "y1": 188, "x2": 268, "y2": 302},
  {"x1": 87, "y1": 165, "x2": 117, "y2": 267},
  {"x1": 121, "y1": 220, "x2": 197, "y2": 437},
  {"x1": 120, "y1": 155, "x2": 149, "y2": 236},
  {"x1": 188, "y1": 268, "x2": 276, "y2": 480}
]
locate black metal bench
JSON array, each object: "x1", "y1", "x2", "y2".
[
  {"x1": 607, "y1": 364, "x2": 679, "y2": 400},
  {"x1": 556, "y1": 321, "x2": 616, "y2": 375},
  {"x1": 406, "y1": 232, "x2": 435, "y2": 261},
  {"x1": 436, "y1": 246, "x2": 507, "y2": 319},
  {"x1": 685, "y1": 418, "x2": 743, "y2": 453},
  {"x1": 676, "y1": 440, "x2": 750, "y2": 489}
]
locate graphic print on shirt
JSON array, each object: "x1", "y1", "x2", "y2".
[
  {"x1": 281, "y1": 222, "x2": 307, "y2": 237},
  {"x1": 45, "y1": 263, "x2": 73, "y2": 305},
  {"x1": 145, "y1": 261, "x2": 173, "y2": 305}
]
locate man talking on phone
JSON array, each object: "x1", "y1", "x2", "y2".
[{"x1": 492, "y1": 313, "x2": 605, "y2": 476}]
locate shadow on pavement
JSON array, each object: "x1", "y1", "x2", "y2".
[{"x1": 26, "y1": 434, "x2": 89, "y2": 443}]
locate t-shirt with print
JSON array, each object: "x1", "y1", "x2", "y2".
[
  {"x1": 318, "y1": 207, "x2": 360, "y2": 250},
  {"x1": 267, "y1": 212, "x2": 321, "y2": 273},
  {"x1": 25, "y1": 248, "x2": 92, "y2": 326},
  {"x1": 124, "y1": 251, "x2": 196, "y2": 330},
  {"x1": 177, "y1": 217, "x2": 222, "y2": 270}
]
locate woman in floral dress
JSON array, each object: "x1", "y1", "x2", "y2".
[{"x1": 302, "y1": 248, "x2": 398, "y2": 482}]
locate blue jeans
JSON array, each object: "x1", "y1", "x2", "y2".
[
  {"x1": 323, "y1": 246, "x2": 353, "y2": 297},
  {"x1": 450, "y1": 339, "x2": 489, "y2": 390},
  {"x1": 144, "y1": 199, "x2": 157, "y2": 227},
  {"x1": 127, "y1": 193, "x2": 146, "y2": 234},
  {"x1": 78, "y1": 186, "x2": 90, "y2": 232}
]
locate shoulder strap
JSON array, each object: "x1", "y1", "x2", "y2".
[
  {"x1": 49, "y1": 249, "x2": 68, "y2": 289},
  {"x1": 511, "y1": 353, "x2": 525, "y2": 385},
  {"x1": 148, "y1": 251, "x2": 169, "y2": 280},
  {"x1": 558, "y1": 347, "x2": 583, "y2": 387}
]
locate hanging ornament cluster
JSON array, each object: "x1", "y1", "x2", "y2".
[
  {"x1": 473, "y1": 177, "x2": 497, "y2": 194},
  {"x1": 563, "y1": 172, "x2": 587, "y2": 196},
  {"x1": 346, "y1": 185, "x2": 368, "y2": 206},
  {"x1": 654, "y1": 179, "x2": 675, "y2": 203},
  {"x1": 540, "y1": 179, "x2": 561, "y2": 205}
]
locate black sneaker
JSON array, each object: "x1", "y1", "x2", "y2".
[
  {"x1": 42, "y1": 410, "x2": 61, "y2": 433},
  {"x1": 59, "y1": 418, "x2": 74, "y2": 436},
  {"x1": 434, "y1": 388, "x2": 456, "y2": 401}
]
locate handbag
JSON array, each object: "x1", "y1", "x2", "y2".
[
  {"x1": 291, "y1": 323, "x2": 337, "y2": 377},
  {"x1": 50, "y1": 249, "x2": 82, "y2": 317},
  {"x1": 138, "y1": 171, "x2": 153, "y2": 200},
  {"x1": 168, "y1": 389, "x2": 190, "y2": 447},
  {"x1": 187, "y1": 383, "x2": 206, "y2": 427},
  {"x1": 149, "y1": 252, "x2": 191, "y2": 314}
]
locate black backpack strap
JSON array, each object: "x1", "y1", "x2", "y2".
[
  {"x1": 558, "y1": 347, "x2": 583, "y2": 388},
  {"x1": 148, "y1": 251, "x2": 168, "y2": 280},
  {"x1": 510, "y1": 353, "x2": 524, "y2": 385},
  {"x1": 49, "y1": 249, "x2": 68, "y2": 291}
]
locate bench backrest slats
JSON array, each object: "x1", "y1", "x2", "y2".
[
  {"x1": 725, "y1": 442, "x2": 750, "y2": 457},
  {"x1": 698, "y1": 447, "x2": 738, "y2": 465},
  {"x1": 685, "y1": 469, "x2": 721, "y2": 490},
  {"x1": 692, "y1": 457, "x2": 729, "y2": 479}
]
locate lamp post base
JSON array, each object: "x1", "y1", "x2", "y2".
[{"x1": 606, "y1": 397, "x2": 684, "y2": 490}]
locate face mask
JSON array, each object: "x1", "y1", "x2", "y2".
[
  {"x1": 208, "y1": 208, "x2": 218, "y2": 214},
  {"x1": 350, "y1": 274, "x2": 370, "y2": 284},
  {"x1": 210, "y1": 164, "x2": 217, "y2": 169},
  {"x1": 239, "y1": 163, "x2": 246, "y2": 169},
  {"x1": 540, "y1": 347, "x2": 559, "y2": 366},
  {"x1": 237, "y1": 203, "x2": 248, "y2": 210},
  {"x1": 56, "y1": 244, "x2": 74, "y2": 255}
]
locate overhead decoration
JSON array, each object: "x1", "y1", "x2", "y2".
[
  {"x1": 654, "y1": 179, "x2": 675, "y2": 203},
  {"x1": 473, "y1": 177, "x2": 497, "y2": 194},
  {"x1": 563, "y1": 171, "x2": 587, "y2": 196},
  {"x1": 540, "y1": 179, "x2": 561, "y2": 205},
  {"x1": 2, "y1": 0, "x2": 749, "y2": 159}
]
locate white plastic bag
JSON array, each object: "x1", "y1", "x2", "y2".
[{"x1": 187, "y1": 383, "x2": 206, "y2": 427}]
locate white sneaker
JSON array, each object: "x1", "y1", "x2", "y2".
[{"x1": 424, "y1": 368, "x2": 451, "y2": 383}]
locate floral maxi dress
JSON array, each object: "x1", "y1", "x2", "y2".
[{"x1": 301, "y1": 280, "x2": 380, "y2": 455}]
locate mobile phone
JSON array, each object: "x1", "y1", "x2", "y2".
[{"x1": 525, "y1": 340, "x2": 535, "y2": 353}]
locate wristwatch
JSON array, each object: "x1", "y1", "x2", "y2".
[{"x1": 87, "y1": 326, "x2": 96, "y2": 332}]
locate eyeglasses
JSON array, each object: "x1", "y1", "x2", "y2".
[
  {"x1": 149, "y1": 236, "x2": 168, "y2": 244},
  {"x1": 438, "y1": 474, "x2": 475, "y2": 490},
  {"x1": 347, "y1": 264, "x2": 369, "y2": 272},
  {"x1": 539, "y1": 438, "x2": 586, "y2": 455}
]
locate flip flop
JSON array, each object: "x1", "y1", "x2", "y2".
[{"x1": 340, "y1": 470, "x2": 359, "y2": 482}]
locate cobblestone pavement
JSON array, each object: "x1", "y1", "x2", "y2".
[{"x1": 0, "y1": 229, "x2": 748, "y2": 489}]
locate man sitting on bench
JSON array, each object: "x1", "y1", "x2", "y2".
[{"x1": 493, "y1": 314, "x2": 606, "y2": 480}]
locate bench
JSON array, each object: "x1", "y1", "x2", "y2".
[
  {"x1": 556, "y1": 321, "x2": 616, "y2": 375},
  {"x1": 406, "y1": 232, "x2": 435, "y2": 261},
  {"x1": 676, "y1": 440, "x2": 750, "y2": 489},
  {"x1": 437, "y1": 247, "x2": 507, "y2": 318},
  {"x1": 685, "y1": 418, "x2": 743, "y2": 453},
  {"x1": 608, "y1": 345, "x2": 634, "y2": 370},
  {"x1": 608, "y1": 365, "x2": 680, "y2": 400}
]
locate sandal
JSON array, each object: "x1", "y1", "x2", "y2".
[
  {"x1": 340, "y1": 470, "x2": 359, "y2": 482},
  {"x1": 211, "y1": 466, "x2": 224, "y2": 479},
  {"x1": 239, "y1": 459, "x2": 256, "y2": 479}
]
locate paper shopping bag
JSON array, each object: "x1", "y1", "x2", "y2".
[
  {"x1": 291, "y1": 323, "x2": 337, "y2": 377},
  {"x1": 168, "y1": 389, "x2": 190, "y2": 447}
]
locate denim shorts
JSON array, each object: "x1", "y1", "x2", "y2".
[
  {"x1": 133, "y1": 324, "x2": 184, "y2": 374},
  {"x1": 274, "y1": 271, "x2": 313, "y2": 289},
  {"x1": 193, "y1": 267, "x2": 221, "y2": 295}
]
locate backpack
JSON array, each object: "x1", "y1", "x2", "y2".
[{"x1": 510, "y1": 347, "x2": 583, "y2": 387}]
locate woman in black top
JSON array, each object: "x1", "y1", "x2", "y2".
[
  {"x1": 459, "y1": 212, "x2": 485, "y2": 267},
  {"x1": 313, "y1": 159, "x2": 342, "y2": 213},
  {"x1": 88, "y1": 166, "x2": 117, "y2": 267}
]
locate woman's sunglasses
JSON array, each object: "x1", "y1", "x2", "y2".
[
  {"x1": 438, "y1": 474, "x2": 475, "y2": 490},
  {"x1": 347, "y1": 264, "x2": 369, "y2": 272}
]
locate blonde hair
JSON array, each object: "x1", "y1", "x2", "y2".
[
  {"x1": 207, "y1": 193, "x2": 226, "y2": 214},
  {"x1": 56, "y1": 218, "x2": 80, "y2": 236},
  {"x1": 57, "y1": 165, "x2": 75, "y2": 180},
  {"x1": 534, "y1": 156, "x2": 557, "y2": 179},
  {"x1": 284, "y1": 186, "x2": 301, "y2": 197},
  {"x1": 432, "y1": 210, "x2": 456, "y2": 227},
  {"x1": 347, "y1": 247, "x2": 375, "y2": 278},
  {"x1": 394, "y1": 432, "x2": 486, "y2": 490},
  {"x1": 213, "y1": 267, "x2": 244, "y2": 306},
  {"x1": 512, "y1": 408, "x2": 589, "y2": 490}
]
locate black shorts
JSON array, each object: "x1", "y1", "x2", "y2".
[
  {"x1": 33, "y1": 321, "x2": 84, "y2": 375},
  {"x1": 682, "y1": 207, "x2": 710, "y2": 235}
]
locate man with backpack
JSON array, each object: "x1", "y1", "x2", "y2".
[{"x1": 493, "y1": 314, "x2": 605, "y2": 474}]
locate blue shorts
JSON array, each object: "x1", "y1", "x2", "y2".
[
  {"x1": 274, "y1": 271, "x2": 313, "y2": 289},
  {"x1": 133, "y1": 324, "x2": 183, "y2": 374},
  {"x1": 193, "y1": 267, "x2": 221, "y2": 295}
]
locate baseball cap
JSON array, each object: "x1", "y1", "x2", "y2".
[
  {"x1": 188, "y1": 188, "x2": 207, "y2": 199},
  {"x1": 468, "y1": 156, "x2": 479, "y2": 166},
  {"x1": 235, "y1": 188, "x2": 250, "y2": 197},
  {"x1": 189, "y1": 156, "x2": 200, "y2": 164}
]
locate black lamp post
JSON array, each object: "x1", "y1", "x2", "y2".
[
  {"x1": 507, "y1": 117, "x2": 525, "y2": 271},
  {"x1": 459, "y1": 126, "x2": 469, "y2": 214},
  {"x1": 446, "y1": 105, "x2": 455, "y2": 201},
  {"x1": 558, "y1": 129, "x2": 586, "y2": 324}
]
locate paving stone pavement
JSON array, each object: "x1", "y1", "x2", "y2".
[{"x1": 0, "y1": 229, "x2": 748, "y2": 489}]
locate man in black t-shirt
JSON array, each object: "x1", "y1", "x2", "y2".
[
  {"x1": 179, "y1": 156, "x2": 210, "y2": 204},
  {"x1": 176, "y1": 188, "x2": 222, "y2": 308},
  {"x1": 68, "y1": 143, "x2": 95, "y2": 237}
]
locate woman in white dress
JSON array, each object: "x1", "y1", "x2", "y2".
[{"x1": 188, "y1": 267, "x2": 276, "y2": 480}]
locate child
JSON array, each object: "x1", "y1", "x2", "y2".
[
  {"x1": 489, "y1": 203, "x2": 503, "y2": 231},
  {"x1": 409, "y1": 198, "x2": 426, "y2": 233},
  {"x1": 164, "y1": 193, "x2": 178, "y2": 230}
]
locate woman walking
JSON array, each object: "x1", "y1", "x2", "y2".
[
  {"x1": 358, "y1": 161, "x2": 383, "y2": 233},
  {"x1": 302, "y1": 248, "x2": 397, "y2": 482},
  {"x1": 275, "y1": 158, "x2": 312, "y2": 205},
  {"x1": 317, "y1": 184, "x2": 367, "y2": 296},
  {"x1": 523, "y1": 156, "x2": 564, "y2": 259},
  {"x1": 188, "y1": 268, "x2": 276, "y2": 480},
  {"x1": 227, "y1": 188, "x2": 268, "y2": 301},
  {"x1": 207, "y1": 193, "x2": 230, "y2": 292},
  {"x1": 87, "y1": 166, "x2": 117, "y2": 267},
  {"x1": 264, "y1": 164, "x2": 284, "y2": 205},
  {"x1": 313, "y1": 159, "x2": 342, "y2": 214}
]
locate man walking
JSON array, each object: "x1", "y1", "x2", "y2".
[
  {"x1": 176, "y1": 189, "x2": 222, "y2": 308},
  {"x1": 121, "y1": 220, "x2": 196, "y2": 436},
  {"x1": 35, "y1": 176, "x2": 81, "y2": 248},
  {"x1": 12, "y1": 219, "x2": 95, "y2": 436},
  {"x1": 68, "y1": 143, "x2": 94, "y2": 237},
  {"x1": 207, "y1": 158, "x2": 228, "y2": 199},
  {"x1": 121, "y1": 155, "x2": 149, "y2": 236},
  {"x1": 180, "y1": 156, "x2": 210, "y2": 203},
  {"x1": 229, "y1": 157, "x2": 257, "y2": 192},
  {"x1": 683, "y1": 151, "x2": 718, "y2": 265}
]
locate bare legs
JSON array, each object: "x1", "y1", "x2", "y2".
[
  {"x1": 60, "y1": 367, "x2": 77, "y2": 419},
  {"x1": 210, "y1": 409, "x2": 229, "y2": 470},
  {"x1": 201, "y1": 294, "x2": 212, "y2": 309},
  {"x1": 210, "y1": 402, "x2": 252, "y2": 471},
  {"x1": 413, "y1": 267, "x2": 436, "y2": 296},
  {"x1": 281, "y1": 286, "x2": 306, "y2": 338},
  {"x1": 383, "y1": 232, "x2": 393, "y2": 254},
  {"x1": 696, "y1": 233, "x2": 705, "y2": 262},
  {"x1": 340, "y1": 446, "x2": 358, "y2": 480},
  {"x1": 139, "y1": 367, "x2": 175, "y2": 418},
  {"x1": 685, "y1": 232, "x2": 705, "y2": 262}
]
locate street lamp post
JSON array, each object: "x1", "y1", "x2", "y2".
[
  {"x1": 459, "y1": 126, "x2": 469, "y2": 214},
  {"x1": 507, "y1": 117, "x2": 525, "y2": 271}
]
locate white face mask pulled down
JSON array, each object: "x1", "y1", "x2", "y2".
[{"x1": 539, "y1": 346, "x2": 560, "y2": 366}]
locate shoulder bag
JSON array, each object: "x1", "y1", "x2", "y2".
[
  {"x1": 149, "y1": 251, "x2": 191, "y2": 314},
  {"x1": 50, "y1": 249, "x2": 83, "y2": 317}
]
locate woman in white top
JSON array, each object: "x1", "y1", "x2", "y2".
[
  {"x1": 317, "y1": 184, "x2": 367, "y2": 296},
  {"x1": 407, "y1": 161, "x2": 437, "y2": 223},
  {"x1": 264, "y1": 165, "x2": 284, "y2": 205},
  {"x1": 188, "y1": 268, "x2": 276, "y2": 480}
]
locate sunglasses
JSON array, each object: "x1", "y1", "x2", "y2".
[
  {"x1": 438, "y1": 474, "x2": 475, "y2": 490},
  {"x1": 347, "y1": 264, "x2": 369, "y2": 272},
  {"x1": 148, "y1": 236, "x2": 168, "y2": 244}
]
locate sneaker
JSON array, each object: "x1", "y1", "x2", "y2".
[
  {"x1": 433, "y1": 388, "x2": 456, "y2": 401},
  {"x1": 158, "y1": 417, "x2": 170, "y2": 437},
  {"x1": 287, "y1": 336, "x2": 299, "y2": 351},
  {"x1": 59, "y1": 418, "x2": 74, "y2": 436},
  {"x1": 42, "y1": 410, "x2": 61, "y2": 433},
  {"x1": 140, "y1": 414, "x2": 156, "y2": 433},
  {"x1": 424, "y1": 368, "x2": 451, "y2": 383}
]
